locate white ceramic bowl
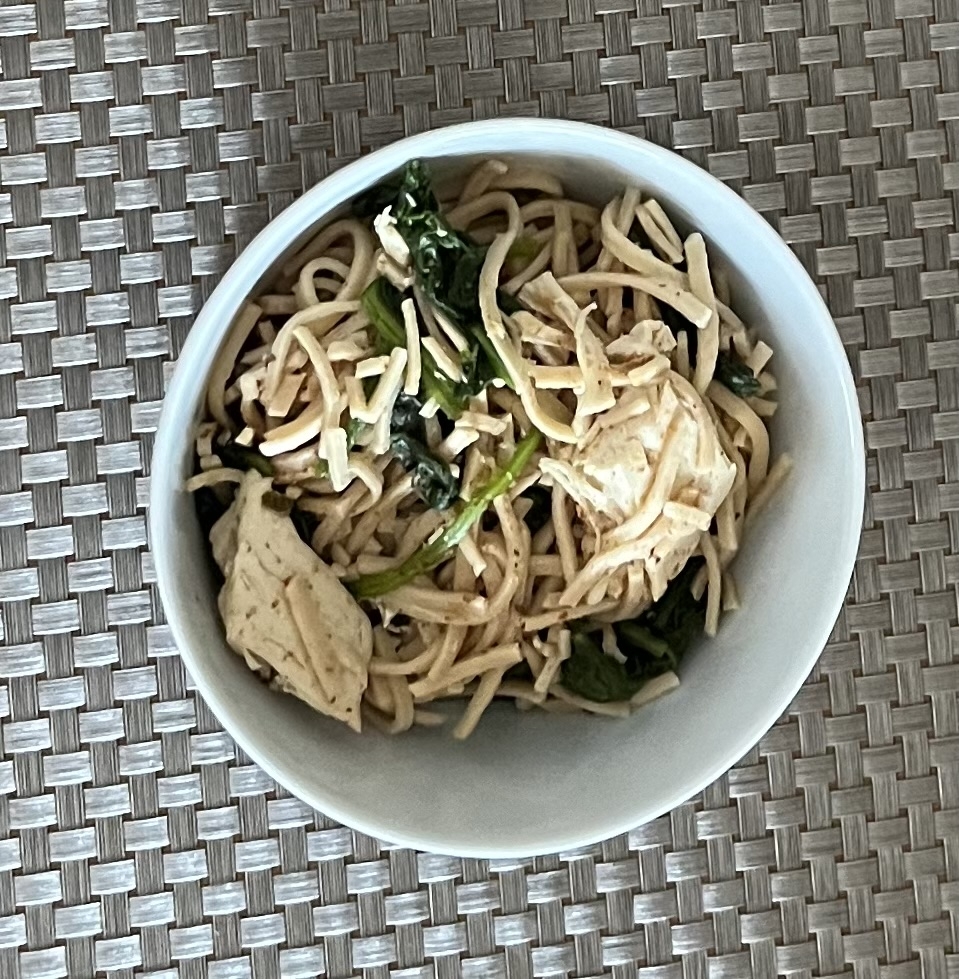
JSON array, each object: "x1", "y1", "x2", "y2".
[{"x1": 150, "y1": 120, "x2": 864, "y2": 858}]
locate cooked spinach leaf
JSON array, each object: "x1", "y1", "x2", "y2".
[
  {"x1": 361, "y1": 277, "x2": 465, "y2": 418},
  {"x1": 387, "y1": 392, "x2": 459, "y2": 511},
  {"x1": 365, "y1": 162, "x2": 514, "y2": 397},
  {"x1": 714, "y1": 351, "x2": 762, "y2": 398},
  {"x1": 497, "y1": 291, "x2": 524, "y2": 316},
  {"x1": 353, "y1": 175, "x2": 404, "y2": 220},
  {"x1": 562, "y1": 632, "x2": 646, "y2": 703},
  {"x1": 389, "y1": 392, "x2": 423, "y2": 433},
  {"x1": 393, "y1": 163, "x2": 512, "y2": 389},
  {"x1": 505, "y1": 235, "x2": 542, "y2": 274},
  {"x1": 390, "y1": 431, "x2": 458, "y2": 511},
  {"x1": 392, "y1": 161, "x2": 487, "y2": 327},
  {"x1": 656, "y1": 315, "x2": 760, "y2": 400},
  {"x1": 218, "y1": 441, "x2": 274, "y2": 477},
  {"x1": 346, "y1": 417, "x2": 369, "y2": 448},
  {"x1": 466, "y1": 322, "x2": 511, "y2": 392},
  {"x1": 560, "y1": 559, "x2": 706, "y2": 702},
  {"x1": 632, "y1": 558, "x2": 706, "y2": 662},
  {"x1": 336, "y1": 311, "x2": 460, "y2": 511},
  {"x1": 614, "y1": 622, "x2": 674, "y2": 662},
  {"x1": 348, "y1": 428, "x2": 542, "y2": 600},
  {"x1": 362, "y1": 274, "x2": 407, "y2": 349}
]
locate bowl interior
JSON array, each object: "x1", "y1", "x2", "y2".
[{"x1": 151, "y1": 123, "x2": 863, "y2": 857}]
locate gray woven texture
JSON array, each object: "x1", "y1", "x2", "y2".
[{"x1": 0, "y1": 0, "x2": 957, "y2": 976}]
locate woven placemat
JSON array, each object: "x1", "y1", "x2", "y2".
[{"x1": 1, "y1": 0, "x2": 958, "y2": 975}]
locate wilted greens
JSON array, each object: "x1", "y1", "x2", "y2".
[
  {"x1": 363, "y1": 161, "x2": 512, "y2": 404},
  {"x1": 560, "y1": 560, "x2": 706, "y2": 702},
  {"x1": 714, "y1": 351, "x2": 762, "y2": 398},
  {"x1": 218, "y1": 441, "x2": 274, "y2": 477},
  {"x1": 361, "y1": 277, "x2": 465, "y2": 419},
  {"x1": 348, "y1": 428, "x2": 543, "y2": 600},
  {"x1": 388, "y1": 393, "x2": 458, "y2": 511}
]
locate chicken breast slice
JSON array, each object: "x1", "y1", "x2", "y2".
[
  {"x1": 211, "y1": 471, "x2": 373, "y2": 731},
  {"x1": 541, "y1": 372, "x2": 736, "y2": 610}
]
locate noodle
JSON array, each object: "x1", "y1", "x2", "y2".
[
  {"x1": 191, "y1": 158, "x2": 787, "y2": 737},
  {"x1": 208, "y1": 303, "x2": 261, "y2": 431},
  {"x1": 685, "y1": 233, "x2": 719, "y2": 395}
]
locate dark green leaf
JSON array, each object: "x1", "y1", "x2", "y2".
[
  {"x1": 390, "y1": 162, "x2": 513, "y2": 390},
  {"x1": 615, "y1": 622, "x2": 675, "y2": 663},
  {"x1": 353, "y1": 175, "x2": 404, "y2": 220},
  {"x1": 390, "y1": 431, "x2": 459, "y2": 511},
  {"x1": 466, "y1": 324, "x2": 512, "y2": 394},
  {"x1": 362, "y1": 275, "x2": 408, "y2": 352},
  {"x1": 390, "y1": 392, "x2": 426, "y2": 436},
  {"x1": 346, "y1": 417, "x2": 369, "y2": 448},
  {"x1": 505, "y1": 235, "x2": 542, "y2": 272},
  {"x1": 497, "y1": 290, "x2": 524, "y2": 316},
  {"x1": 562, "y1": 559, "x2": 707, "y2": 702},
  {"x1": 384, "y1": 392, "x2": 460, "y2": 511},
  {"x1": 218, "y1": 441, "x2": 274, "y2": 477},
  {"x1": 391, "y1": 162, "x2": 486, "y2": 327},
  {"x1": 645, "y1": 559, "x2": 702, "y2": 630},
  {"x1": 561, "y1": 633, "x2": 646, "y2": 703},
  {"x1": 639, "y1": 560, "x2": 706, "y2": 657},
  {"x1": 714, "y1": 351, "x2": 762, "y2": 398},
  {"x1": 392, "y1": 159, "x2": 440, "y2": 221},
  {"x1": 348, "y1": 428, "x2": 542, "y2": 600},
  {"x1": 361, "y1": 277, "x2": 464, "y2": 418}
]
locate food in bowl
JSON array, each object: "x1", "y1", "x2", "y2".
[
  {"x1": 152, "y1": 120, "x2": 864, "y2": 857},
  {"x1": 187, "y1": 157, "x2": 790, "y2": 739}
]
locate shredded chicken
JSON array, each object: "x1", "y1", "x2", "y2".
[
  {"x1": 212, "y1": 472, "x2": 373, "y2": 731},
  {"x1": 541, "y1": 372, "x2": 736, "y2": 611}
]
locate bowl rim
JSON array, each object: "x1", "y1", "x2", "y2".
[{"x1": 150, "y1": 118, "x2": 865, "y2": 857}]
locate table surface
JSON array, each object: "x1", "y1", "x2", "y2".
[{"x1": 1, "y1": 0, "x2": 958, "y2": 976}]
